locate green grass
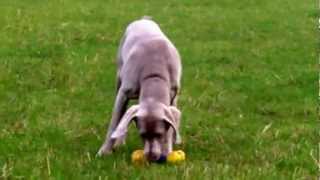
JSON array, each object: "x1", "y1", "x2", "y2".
[{"x1": 0, "y1": 0, "x2": 318, "y2": 179}]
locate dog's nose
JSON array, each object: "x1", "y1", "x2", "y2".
[{"x1": 145, "y1": 152, "x2": 160, "y2": 161}]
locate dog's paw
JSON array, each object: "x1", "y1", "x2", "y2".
[{"x1": 96, "y1": 145, "x2": 112, "y2": 157}]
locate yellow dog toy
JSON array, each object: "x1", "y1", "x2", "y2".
[{"x1": 131, "y1": 150, "x2": 186, "y2": 165}]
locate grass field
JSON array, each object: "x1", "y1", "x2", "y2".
[{"x1": 0, "y1": 0, "x2": 318, "y2": 179}]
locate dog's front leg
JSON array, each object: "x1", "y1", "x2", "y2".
[{"x1": 97, "y1": 89, "x2": 128, "y2": 156}]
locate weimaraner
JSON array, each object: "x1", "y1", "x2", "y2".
[{"x1": 97, "y1": 16, "x2": 182, "y2": 161}]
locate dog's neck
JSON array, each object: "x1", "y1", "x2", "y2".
[{"x1": 139, "y1": 77, "x2": 170, "y2": 106}]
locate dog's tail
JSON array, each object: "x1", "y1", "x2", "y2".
[{"x1": 141, "y1": 15, "x2": 152, "y2": 20}]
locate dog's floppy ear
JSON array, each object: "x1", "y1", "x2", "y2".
[
  {"x1": 163, "y1": 106, "x2": 182, "y2": 144},
  {"x1": 111, "y1": 105, "x2": 140, "y2": 139}
]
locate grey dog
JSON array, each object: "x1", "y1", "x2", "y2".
[{"x1": 97, "y1": 16, "x2": 182, "y2": 161}]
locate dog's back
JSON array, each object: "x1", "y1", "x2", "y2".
[
  {"x1": 118, "y1": 18, "x2": 181, "y2": 98},
  {"x1": 120, "y1": 18, "x2": 168, "y2": 62}
]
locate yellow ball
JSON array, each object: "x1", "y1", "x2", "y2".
[
  {"x1": 131, "y1": 150, "x2": 146, "y2": 165},
  {"x1": 167, "y1": 150, "x2": 186, "y2": 164}
]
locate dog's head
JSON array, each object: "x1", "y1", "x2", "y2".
[{"x1": 111, "y1": 102, "x2": 181, "y2": 161}]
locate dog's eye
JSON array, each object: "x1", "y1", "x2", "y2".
[
  {"x1": 140, "y1": 133, "x2": 148, "y2": 139},
  {"x1": 153, "y1": 133, "x2": 163, "y2": 138},
  {"x1": 140, "y1": 133, "x2": 163, "y2": 139}
]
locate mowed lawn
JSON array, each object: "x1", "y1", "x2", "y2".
[{"x1": 0, "y1": 0, "x2": 317, "y2": 179}]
